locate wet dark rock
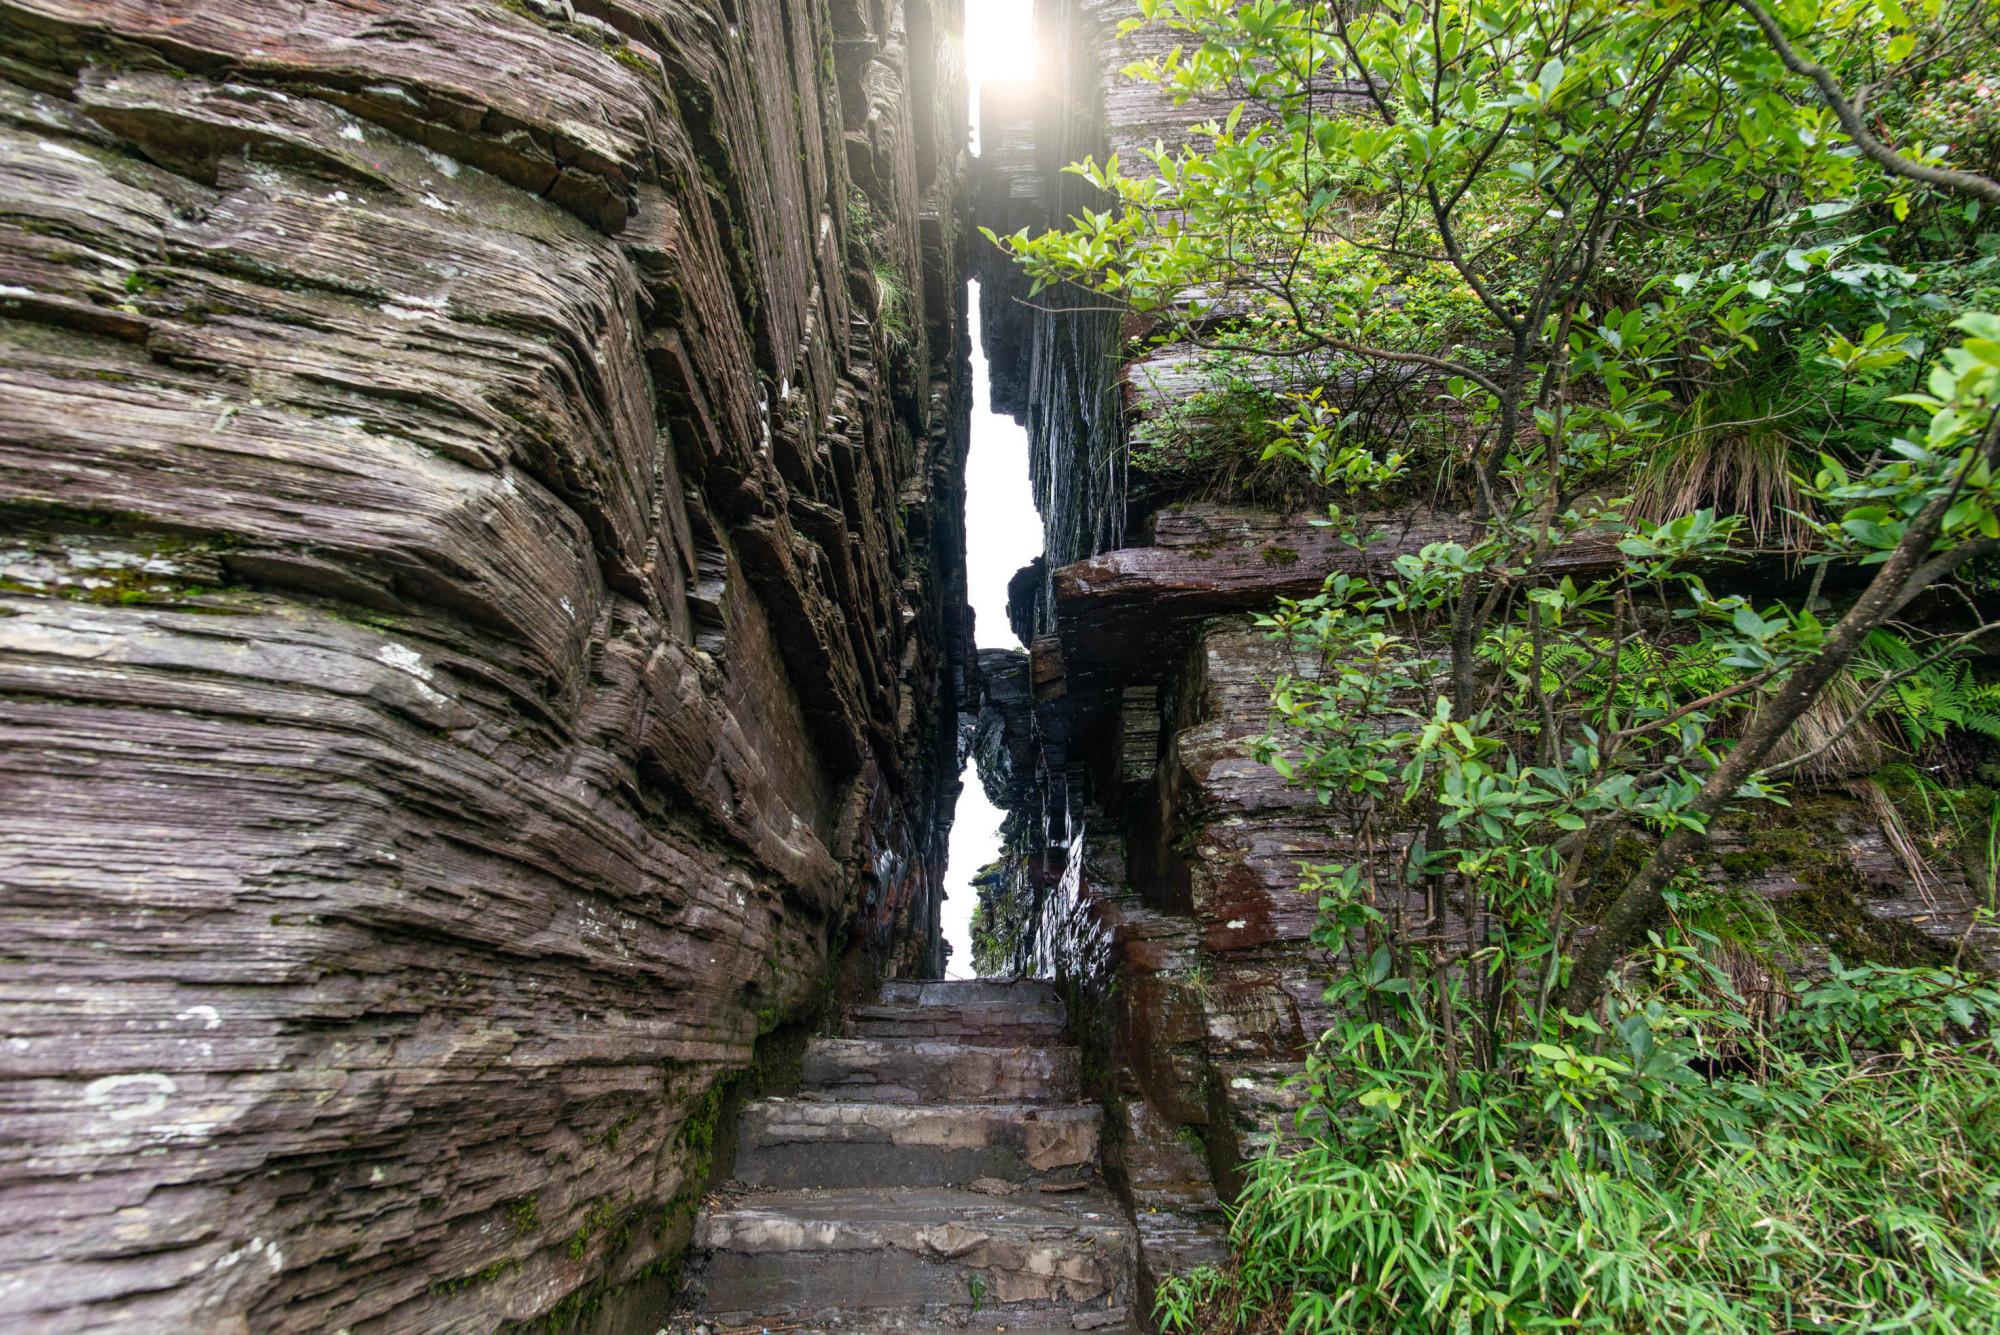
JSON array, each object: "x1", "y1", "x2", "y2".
[
  {"x1": 1008, "y1": 552, "x2": 1048, "y2": 643},
  {"x1": 973, "y1": 645, "x2": 1036, "y2": 808},
  {"x1": 974, "y1": 80, "x2": 1042, "y2": 423}
]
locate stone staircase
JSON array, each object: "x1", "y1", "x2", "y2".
[{"x1": 679, "y1": 980, "x2": 1139, "y2": 1333}]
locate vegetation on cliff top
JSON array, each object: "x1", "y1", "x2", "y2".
[{"x1": 993, "y1": 0, "x2": 2000, "y2": 1327}]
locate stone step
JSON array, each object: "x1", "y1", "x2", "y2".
[
  {"x1": 851, "y1": 979, "x2": 1067, "y2": 1041},
  {"x1": 847, "y1": 999, "x2": 1067, "y2": 1042},
  {"x1": 874, "y1": 978, "x2": 1063, "y2": 1008},
  {"x1": 800, "y1": 1038, "x2": 1081, "y2": 1104},
  {"x1": 732, "y1": 1099, "x2": 1102, "y2": 1189},
  {"x1": 692, "y1": 1186, "x2": 1136, "y2": 1328}
]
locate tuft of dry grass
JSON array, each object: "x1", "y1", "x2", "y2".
[
  {"x1": 1764, "y1": 672, "x2": 1892, "y2": 786},
  {"x1": 1630, "y1": 387, "x2": 1813, "y2": 558}
]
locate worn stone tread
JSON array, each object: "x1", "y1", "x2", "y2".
[
  {"x1": 734, "y1": 1098, "x2": 1101, "y2": 1188},
  {"x1": 701, "y1": 1183, "x2": 1131, "y2": 1233},
  {"x1": 686, "y1": 976, "x2": 1135, "y2": 1329},
  {"x1": 695, "y1": 1185, "x2": 1135, "y2": 1317},
  {"x1": 846, "y1": 999, "x2": 1068, "y2": 1040},
  {"x1": 678, "y1": 1316, "x2": 1136, "y2": 1333},
  {"x1": 800, "y1": 1037, "x2": 1083, "y2": 1103},
  {"x1": 874, "y1": 979, "x2": 1064, "y2": 1007},
  {"x1": 852, "y1": 979, "x2": 1068, "y2": 1039},
  {"x1": 687, "y1": 1321, "x2": 1136, "y2": 1333}
]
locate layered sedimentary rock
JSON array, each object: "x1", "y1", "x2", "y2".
[
  {"x1": 970, "y1": 0, "x2": 2000, "y2": 1298},
  {"x1": 0, "y1": 0, "x2": 972, "y2": 1329},
  {"x1": 972, "y1": 0, "x2": 1179, "y2": 632}
]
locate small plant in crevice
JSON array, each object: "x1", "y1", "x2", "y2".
[{"x1": 875, "y1": 263, "x2": 912, "y2": 346}]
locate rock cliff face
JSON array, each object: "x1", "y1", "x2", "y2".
[
  {"x1": 972, "y1": 0, "x2": 1153, "y2": 633},
  {"x1": 0, "y1": 0, "x2": 972, "y2": 1329},
  {"x1": 970, "y1": 0, "x2": 2000, "y2": 1307}
]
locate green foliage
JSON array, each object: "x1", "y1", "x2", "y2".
[
  {"x1": 968, "y1": 860, "x2": 1031, "y2": 976},
  {"x1": 505, "y1": 1195, "x2": 539, "y2": 1238},
  {"x1": 875, "y1": 263, "x2": 911, "y2": 343},
  {"x1": 847, "y1": 185, "x2": 914, "y2": 350},
  {"x1": 1158, "y1": 946, "x2": 2000, "y2": 1333},
  {"x1": 1001, "y1": 0, "x2": 2000, "y2": 990},
  {"x1": 1875, "y1": 765, "x2": 2000, "y2": 899},
  {"x1": 1855, "y1": 629, "x2": 2000, "y2": 747},
  {"x1": 1790, "y1": 953, "x2": 2000, "y2": 1045},
  {"x1": 994, "y1": 0, "x2": 2000, "y2": 1330},
  {"x1": 601, "y1": 1110, "x2": 636, "y2": 1150},
  {"x1": 1631, "y1": 377, "x2": 1814, "y2": 553},
  {"x1": 565, "y1": 1198, "x2": 619, "y2": 1262},
  {"x1": 1128, "y1": 371, "x2": 1284, "y2": 481}
]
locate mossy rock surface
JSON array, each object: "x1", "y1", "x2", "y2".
[{"x1": 1711, "y1": 795, "x2": 1957, "y2": 969}]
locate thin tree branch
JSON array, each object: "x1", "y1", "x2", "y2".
[{"x1": 1731, "y1": 0, "x2": 2000, "y2": 207}]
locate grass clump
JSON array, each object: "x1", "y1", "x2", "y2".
[{"x1": 1157, "y1": 951, "x2": 2000, "y2": 1334}]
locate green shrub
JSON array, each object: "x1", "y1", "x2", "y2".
[{"x1": 1159, "y1": 954, "x2": 2000, "y2": 1333}]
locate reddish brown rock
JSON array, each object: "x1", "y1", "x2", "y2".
[
  {"x1": 0, "y1": 0, "x2": 975, "y2": 1329},
  {"x1": 1052, "y1": 502, "x2": 1622, "y2": 686}
]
